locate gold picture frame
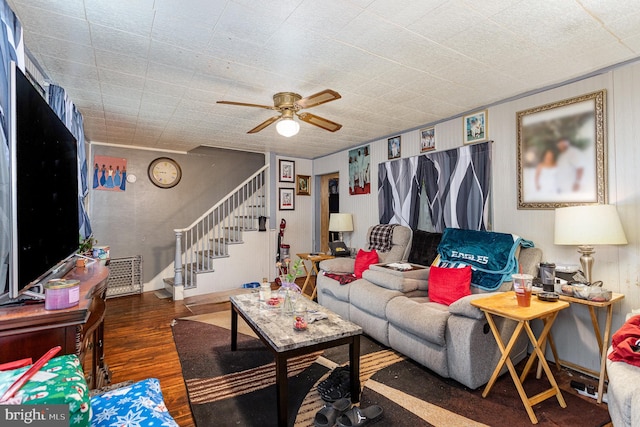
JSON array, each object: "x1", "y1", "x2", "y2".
[
  {"x1": 516, "y1": 90, "x2": 607, "y2": 209},
  {"x1": 296, "y1": 175, "x2": 310, "y2": 195}
]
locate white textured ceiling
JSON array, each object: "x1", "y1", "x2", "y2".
[{"x1": 7, "y1": 0, "x2": 640, "y2": 159}]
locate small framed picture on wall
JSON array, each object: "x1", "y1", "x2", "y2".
[
  {"x1": 279, "y1": 187, "x2": 295, "y2": 210},
  {"x1": 420, "y1": 127, "x2": 435, "y2": 152},
  {"x1": 388, "y1": 136, "x2": 401, "y2": 159},
  {"x1": 296, "y1": 175, "x2": 310, "y2": 195},
  {"x1": 463, "y1": 110, "x2": 488, "y2": 144},
  {"x1": 279, "y1": 159, "x2": 295, "y2": 183}
]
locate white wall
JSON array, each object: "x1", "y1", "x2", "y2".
[
  {"x1": 313, "y1": 59, "x2": 640, "y2": 372},
  {"x1": 275, "y1": 156, "x2": 314, "y2": 279}
]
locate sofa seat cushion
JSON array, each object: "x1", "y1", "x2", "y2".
[
  {"x1": 350, "y1": 280, "x2": 403, "y2": 318},
  {"x1": 362, "y1": 268, "x2": 428, "y2": 292},
  {"x1": 369, "y1": 263, "x2": 430, "y2": 280},
  {"x1": 386, "y1": 296, "x2": 451, "y2": 346},
  {"x1": 317, "y1": 274, "x2": 366, "y2": 303}
]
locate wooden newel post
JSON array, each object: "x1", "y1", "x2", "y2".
[{"x1": 173, "y1": 230, "x2": 183, "y2": 291}]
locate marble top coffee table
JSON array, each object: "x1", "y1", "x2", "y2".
[{"x1": 230, "y1": 293, "x2": 363, "y2": 427}]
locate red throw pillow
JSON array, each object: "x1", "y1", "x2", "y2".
[
  {"x1": 354, "y1": 249, "x2": 378, "y2": 278},
  {"x1": 428, "y1": 265, "x2": 472, "y2": 306}
]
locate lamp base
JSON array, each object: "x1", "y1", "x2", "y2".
[{"x1": 577, "y1": 245, "x2": 595, "y2": 283}]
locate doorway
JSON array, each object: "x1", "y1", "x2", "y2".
[{"x1": 320, "y1": 172, "x2": 339, "y2": 253}]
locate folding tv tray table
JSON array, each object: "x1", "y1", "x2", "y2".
[{"x1": 471, "y1": 291, "x2": 570, "y2": 424}]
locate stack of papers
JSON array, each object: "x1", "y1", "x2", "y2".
[{"x1": 387, "y1": 263, "x2": 413, "y2": 271}]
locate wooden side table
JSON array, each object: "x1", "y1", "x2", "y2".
[
  {"x1": 296, "y1": 253, "x2": 334, "y2": 300},
  {"x1": 471, "y1": 292, "x2": 570, "y2": 424},
  {"x1": 541, "y1": 291, "x2": 624, "y2": 403}
]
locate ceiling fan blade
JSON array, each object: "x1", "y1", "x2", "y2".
[
  {"x1": 217, "y1": 100, "x2": 278, "y2": 111},
  {"x1": 247, "y1": 116, "x2": 280, "y2": 133},
  {"x1": 297, "y1": 112, "x2": 342, "y2": 132},
  {"x1": 295, "y1": 89, "x2": 341, "y2": 109}
]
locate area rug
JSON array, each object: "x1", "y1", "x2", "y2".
[{"x1": 172, "y1": 312, "x2": 611, "y2": 427}]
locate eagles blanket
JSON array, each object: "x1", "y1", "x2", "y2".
[{"x1": 436, "y1": 228, "x2": 534, "y2": 291}]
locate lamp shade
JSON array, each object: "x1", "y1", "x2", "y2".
[
  {"x1": 276, "y1": 118, "x2": 300, "y2": 137},
  {"x1": 329, "y1": 213, "x2": 353, "y2": 232},
  {"x1": 554, "y1": 204, "x2": 627, "y2": 245}
]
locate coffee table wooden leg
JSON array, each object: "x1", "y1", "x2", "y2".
[
  {"x1": 349, "y1": 336, "x2": 361, "y2": 403},
  {"x1": 231, "y1": 308, "x2": 238, "y2": 351},
  {"x1": 275, "y1": 354, "x2": 288, "y2": 427}
]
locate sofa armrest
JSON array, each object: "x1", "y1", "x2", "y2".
[
  {"x1": 449, "y1": 292, "x2": 502, "y2": 320},
  {"x1": 319, "y1": 257, "x2": 355, "y2": 274}
]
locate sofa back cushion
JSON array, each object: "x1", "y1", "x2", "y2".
[
  {"x1": 408, "y1": 230, "x2": 442, "y2": 266},
  {"x1": 428, "y1": 265, "x2": 472, "y2": 306},
  {"x1": 366, "y1": 225, "x2": 412, "y2": 264}
]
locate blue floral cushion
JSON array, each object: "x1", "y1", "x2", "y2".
[{"x1": 90, "y1": 378, "x2": 178, "y2": 427}]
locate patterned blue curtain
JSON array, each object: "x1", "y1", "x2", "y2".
[
  {"x1": 417, "y1": 142, "x2": 492, "y2": 231},
  {"x1": 0, "y1": 0, "x2": 23, "y2": 292},
  {"x1": 378, "y1": 156, "x2": 420, "y2": 227},
  {"x1": 48, "y1": 85, "x2": 92, "y2": 239}
]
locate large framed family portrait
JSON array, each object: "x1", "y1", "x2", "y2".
[{"x1": 516, "y1": 90, "x2": 607, "y2": 209}]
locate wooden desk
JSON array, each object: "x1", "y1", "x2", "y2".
[
  {"x1": 296, "y1": 253, "x2": 334, "y2": 300},
  {"x1": 0, "y1": 263, "x2": 110, "y2": 388},
  {"x1": 471, "y1": 292, "x2": 570, "y2": 424},
  {"x1": 541, "y1": 291, "x2": 624, "y2": 403}
]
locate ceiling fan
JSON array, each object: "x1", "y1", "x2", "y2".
[{"x1": 217, "y1": 89, "x2": 342, "y2": 137}]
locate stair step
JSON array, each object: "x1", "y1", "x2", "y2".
[
  {"x1": 198, "y1": 249, "x2": 230, "y2": 260},
  {"x1": 213, "y1": 237, "x2": 243, "y2": 245}
]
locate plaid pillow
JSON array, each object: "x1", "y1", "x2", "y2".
[{"x1": 368, "y1": 224, "x2": 398, "y2": 252}]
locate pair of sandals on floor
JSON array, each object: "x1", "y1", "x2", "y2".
[{"x1": 314, "y1": 397, "x2": 383, "y2": 427}]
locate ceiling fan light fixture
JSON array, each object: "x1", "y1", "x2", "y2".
[{"x1": 276, "y1": 117, "x2": 300, "y2": 137}]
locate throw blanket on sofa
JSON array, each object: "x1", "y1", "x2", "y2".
[
  {"x1": 368, "y1": 224, "x2": 398, "y2": 252},
  {"x1": 436, "y1": 228, "x2": 534, "y2": 291}
]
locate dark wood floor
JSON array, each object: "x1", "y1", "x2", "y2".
[
  {"x1": 103, "y1": 287, "x2": 612, "y2": 427},
  {"x1": 103, "y1": 291, "x2": 209, "y2": 427}
]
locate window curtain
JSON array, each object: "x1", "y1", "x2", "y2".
[
  {"x1": 417, "y1": 141, "x2": 492, "y2": 231},
  {"x1": 378, "y1": 142, "x2": 491, "y2": 231},
  {"x1": 0, "y1": 0, "x2": 23, "y2": 292},
  {"x1": 48, "y1": 84, "x2": 92, "y2": 239},
  {"x1": 378, "y1": 156, "x2": 420, "y2": 227}
]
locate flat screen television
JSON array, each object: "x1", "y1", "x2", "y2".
[{"x1": 5, "y1": 62, "x2": 79, "y2": 300}]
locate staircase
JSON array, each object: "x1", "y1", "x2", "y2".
[{"x1": 167, "y1": 165, "x2": 269, "y2": 300}]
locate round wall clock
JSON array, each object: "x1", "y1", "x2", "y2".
[{"x1": 148, "y1": 157, "x2": 182, "y2": 188}]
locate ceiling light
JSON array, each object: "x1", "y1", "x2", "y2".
[{"x1": 276, "y1": 117, "x2": 300, "y2": 137}]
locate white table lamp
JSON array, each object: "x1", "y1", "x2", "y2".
[
  {"x1": 554, "y1": 204, "x2": 627, "y2": 283},
  {"x1": 329, "y1": 213, "x2": 353, "y2": 242}
]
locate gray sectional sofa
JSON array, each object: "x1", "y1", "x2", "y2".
[{"x1": 317, "y1": 225, "x2": 542, "y2": 390}]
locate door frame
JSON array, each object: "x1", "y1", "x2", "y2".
[{"x1": 319, "y1": 172, "x2": 339, "y2": 253}]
